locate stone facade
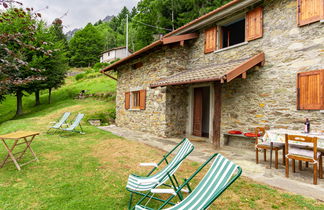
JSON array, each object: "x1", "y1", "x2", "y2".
[
  {"x1": 114, "y1": 0, "x2": 324, "y2": 144},
  {"x1": 116, "y1": 45, "x2": 190, "y2": 137}
]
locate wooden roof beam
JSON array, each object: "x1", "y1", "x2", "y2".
[
  {"x1": 162, "y1": 33, "x2": 199, "y2": 45},
  {"x1": 226, "y1": 52, "x2": 265, "y2": 82}
]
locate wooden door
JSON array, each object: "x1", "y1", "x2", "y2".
[{"x1": 193, "y1": 88, "x2": 203, "y2": 136}]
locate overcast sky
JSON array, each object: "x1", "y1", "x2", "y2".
[{"x1": 19, "y1": 0, "x2": 140, "y2": 32}]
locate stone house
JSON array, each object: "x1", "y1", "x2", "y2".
[
  {"x1": 100, "y1": 47, "x2": 132, "y2": 63},
  {"x1": 101, "y1": 0, "x2": 324, "y2": 148}
]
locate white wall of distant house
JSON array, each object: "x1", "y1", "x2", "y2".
[{"x1": 100, "y1": 48, "x2": 130, "y2": 63}]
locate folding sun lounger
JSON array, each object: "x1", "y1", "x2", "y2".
[
  {"x1": 60, "y1": 113, "x2": 85, "y2": 135},
  {"x1": 127, "y1": 138, "x2": 194, "y2": 209},
  {"x1": 47, "y1": 112, "x2": 71, "y2": 134},
  {"x1": 134, "y1": 153, "x2": 242, "y2": 210}
]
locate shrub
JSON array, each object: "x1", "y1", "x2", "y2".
[
  {"x1": 93, "y1": 62, "x2": 110, "y2": 72},
  {"x1": 75, "y1": 73, "x2": 86, "y2": 81}
]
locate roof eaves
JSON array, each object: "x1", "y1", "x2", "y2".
[{"x1": 150, "y1": 77, "x2": 221, "y2": 88}]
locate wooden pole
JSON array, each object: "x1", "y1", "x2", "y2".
[{"x1": 213, "y1": 82, "x2": 222, "y2": 148}]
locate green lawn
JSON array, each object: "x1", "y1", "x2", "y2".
[{"x1": 0, "y1": 73, "x2": 323, "y2": 209}]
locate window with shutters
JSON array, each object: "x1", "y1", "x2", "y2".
[
  {"x1": 125, "y1": 89, "x2": 146, "y2": 110},
  {"x1": 220, "y1": 18, "x2": 246, "y2": 49},
  {"x1": 297, "y1": 0, "x2": 324, "y2": 26},
  {"x1": 297, "y1": 70, "x2": 324, "y2": 110}
]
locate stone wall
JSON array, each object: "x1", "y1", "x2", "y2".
[
  {"x1": 187, "y1": 0, "x2": 324, "y2": 145},
  {"x1": 115, "y1": 45, "x2": 190, "y2": 137},
  {"x1": 114, "y1": 0, "x2": 324, "y2": 143},
  {"x1": 165, "y1": 85, "x2": 189, "y2": 137}
]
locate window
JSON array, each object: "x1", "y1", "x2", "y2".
[
  {"x1": 220, "y1": 19, "x2": 245, "y2": 48},
  {"x1": 125, "y1": 90, "x2": 146, "y2": 110},
  {"x1": 297, "y1": 70, "x2": 324, "y2": 110},
  {"x1": 203, "y1": 7, "x2": 263, "y2": 52},
  {"x1": 131, "y1": 62, "x2": 143, "y2": 69},
  {"x1": 297, "y1": 0, "x2": 324, "y2": 26},
  {"x1": 132, "y1": 91, "x2": 140, "y2": 108}
]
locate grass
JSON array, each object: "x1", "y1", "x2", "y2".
[
  {"x1": 0, "y1": 72, "x2": 116, "y2": 124},
  {"x1": 0, "y1": 72, "x2": 323, "y2": 209}
]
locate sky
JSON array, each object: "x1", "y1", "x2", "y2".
[{"x1": 19, "y1": 0, "x2": 140, "y2": 32}]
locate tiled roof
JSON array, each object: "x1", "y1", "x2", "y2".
[{"x1": 150, "y1": 53, "x2": 264, "y2": 87}]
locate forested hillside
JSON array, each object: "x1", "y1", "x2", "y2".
[{"x1": 68, "y1": 0, "x2": 231, "y2": 67}]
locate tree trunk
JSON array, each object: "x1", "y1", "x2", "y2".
[
  {"x1": 48, "y1": 88, "x2": 52, "y2": 104},
  {"x1": 35, "y1": 90, "x2": 40, "y2": 106},
  {"x1": 15, "y1": 90, "x2": 23, "y2": 116}
]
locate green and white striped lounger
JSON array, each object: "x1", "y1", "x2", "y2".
[
  {"x1": 127, "y1": 138, "x2": 194, "y2": 209},
  {"x1": 134, "y1": 153, "x2": 242, "y2": 210},
  {"x1": 47, "y1": 112, "x2": 71, "y2": 134}
]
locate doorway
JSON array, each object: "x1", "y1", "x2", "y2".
[{"x1": 192, "y1": 86, "x2": 210, "y2": 137}]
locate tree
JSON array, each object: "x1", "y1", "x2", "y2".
[
  {"x1": 0, "y1": 4, "x2": 51, "y2": 116},
  {"x1": 29, "y1": 21, "x2": 68, "y2": 105},
  {"x1": 69, "y1": 23, "x2": 105, "y2": 67}
]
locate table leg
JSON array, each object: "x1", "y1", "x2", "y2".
[
  {"x1": 17, "y1": 136, "x2": 38, "y2": 162},
  {"x1": 270, "y1": 142, "x2": 273, "y2": 169},
  {"x1": 1, "y1": 139, "x2": 21, "y2": 170},
  {"x1": 225, "y1": 135, "x2": 230, "y2": 145}
]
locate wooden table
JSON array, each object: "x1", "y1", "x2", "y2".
[
  {"x1": 263, "y1": 129, "x2": 324, "y2": 168},
  {"x1": 0, "y1": 131, "x2": 40, "y2": 170}
]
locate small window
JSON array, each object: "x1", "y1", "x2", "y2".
[
  {"x1": 131, "y1": 91, "x2": 140, "y2": 109},
  {"x1": 297, "y1": 70, "x2": 324, "y2": 110},
  {"x1": 108, "y1": 52, "x2": 110, "y2": 56},
  {"x1": 220, "y1": 19, "x2": 245, "y2": 49},
  {"x1": 125, "y1": 90, "x2": 146, "y2": 110},
  {"x1": 131, "y1": 62, "x2": 143, "y2": 69}
]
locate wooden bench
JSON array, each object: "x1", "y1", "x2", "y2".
[{"x1": 223, "y1": 133, "x2": 255, "y2": 145}]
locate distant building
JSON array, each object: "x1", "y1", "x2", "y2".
[{"x1": 100, "y1": 47, "x2": 132, "y2": 63}]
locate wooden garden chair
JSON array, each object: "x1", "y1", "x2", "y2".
[
  {"x1": 47, "y1": 112, "x2": 71, "y2": 134},
  {"x1": 255, "y1": 127, "x2": 285, "y2": 169},
  {"x1": 285, "y1": 134, "x2": 323, "y2": 185},
  {"x1": 127, "y1": 138, "x2": 194, "y2": 209},
  {"x1": 134, "y1": 153, "x2": 242, "y2": 210},
  {"x1": 60, "y1": 113, "x2": 85, "y2": 135}
]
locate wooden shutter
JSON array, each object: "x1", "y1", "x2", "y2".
[
  {"x1": 125, "y1": 92, "x2": 130, "y2": 110},
  {"x1": 193, "y1": 88, "x2": 203, "y2": 137},
  {"x1": 298, "y1": 0, "x2": 324, "y2": 26},
  {"x1": 139, "y1": 90, "x2": 146, "y2": 110},
  {"x1": 246, "y1": 7, "x2": 263, "y2": 41},
  {"x1": 204, "y1": 27, "x2": 217, "y2": 54},
  {"x1": 297, "y1": 70, "x2": 324, "y2": 110}
]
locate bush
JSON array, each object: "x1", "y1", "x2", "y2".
[
  {"x1": 86, "y1": 108, "x2": 116, "y2": 125},
  {"x1": 75, "y1": 73, "x2": 86, "y2": 81},
  {"x1": 107, "y1": 107, "x2": 116, "y2": 120},
  {"x1": 93, "y1": 62, "x2": 110, "y2": 72}
]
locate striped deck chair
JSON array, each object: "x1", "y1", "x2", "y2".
[
  {"x1": 134, "y1": 153, "x2": 242, "y2": 210},
  {"x1": 60, "y1": 113, "x2": 85, "y2": 135},
  {"x1": 47, "y1": 112, "x2": 71, "y2": 134},
  {"x1": 127, "y1": 138, "x2": 194, "y2": 209}
]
